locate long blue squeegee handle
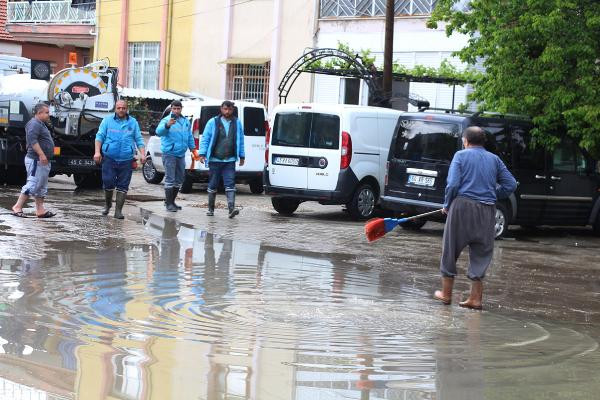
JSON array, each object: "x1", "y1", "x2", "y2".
[{"x1": 393, "y1": 208, "x2": 444, "y2": 225}]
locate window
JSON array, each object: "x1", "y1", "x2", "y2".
[
  {"x1": 510, "y1": 126, "x2": 545, "y2": 171},
  {"x1": 128, "y1": 42, "x2": 160, "y2": 90},
  {"x1": 482, "y1": 123, "x2": 511, "y2": 165},
  {"x1": 226, "y1": 63, "x2": 270, "y2": 107},
  {"x1": 551, "y1": 140, "x2": 590, "y2": 174},
  {"x1": 243, "y1": 107, "x2": 266, "y2": 137},
  {"x1": 341, "y1": 78, "x2": 360, "y2": 105},
  {"x1": 393, "y1": 120, "x2": 460, "y2": 163},
  {"x1": 319, "y1": 0, "x2": 442, "y2": 17},
  {"x1": 272, "y1": 112, "x2": 340, "y2": 149}
]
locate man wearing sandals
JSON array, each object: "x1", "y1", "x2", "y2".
[
  {"x1": 434, "y1": 126, "x2": 516, "y2": 309},
  {"x1": 11, "y1": 103, "x2": 56, "y2": 219},
  {"x1": 94, "y1": 100, "x2": 145, "y2": 219}
]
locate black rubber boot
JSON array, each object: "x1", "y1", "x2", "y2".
[
  {"x1": 165, "y1": 188, "x2": 178, "y2": 212},
  {"x1": 226, "y1": 190, "x2": 239, "y2": 219},
  {"x1": 173, "y1": 187, "x2": 182, "y2": 210},
  {"x1": 206, "y1": 191, "x2": 216, "y2": 216},
  {"x1": 114, "y1": 191, "x2": 126, "y2": 219},
  {"x1": 102, "y1": 190, "x2": 113, "y2": 216}
]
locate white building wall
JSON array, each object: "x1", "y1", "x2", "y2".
[
  {"x1": 314, "y1": 17, "x2": 471, "y2": 110},
  {"x1": 0, "y1": 42, "x2": 22, "y2": 57}
]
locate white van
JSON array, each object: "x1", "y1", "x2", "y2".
[
  {"x1": 0, "y1": 55, "x2": 31, "y2": 77},
  {"x1": 144, "y1": 99, "x2": 268, "y2": 193},
  {"x1": 264, "y1": 103, "x2": 402, "y2": 219}
]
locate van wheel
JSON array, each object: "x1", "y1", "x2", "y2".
[
  {"x1": 142, "y1": 157, "x2": 164, "y2": 184},
  {"x1": 271, "y1": 197, "x2": 300, "y2": 216},
  {"x1": 347, "y1": 183, "x2": 376, "y2": 220},
  {"x1": 495, "y1": 203, "x2": 510, "y2": 239},
  {"x1": 180, "y1": 174, "x2": 194, "y2": 193},
  {"x1": 401, "y1": 219, "x2": 427, "y2": 231},
  {"x1": 249, "y1": 180, "x2": 264, "y2": 194}
]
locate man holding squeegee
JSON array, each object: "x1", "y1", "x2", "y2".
[{"x1": 434, "y1": 126, "x2": 517, "y2": 309}]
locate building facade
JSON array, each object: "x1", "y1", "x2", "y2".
[
  {"x1": 4, "y1": 0, "x2": 94, "y2": 72},
  {"x1": 313, "y1": 0, "x2": 471, "y2": 110},
  {"x1": 95, "y1": 0, "x2": 318, "y2": 110}
]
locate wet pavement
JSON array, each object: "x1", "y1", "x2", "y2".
[{"x1": 0, "y1": 173, "x2": 599, "y2": 399}]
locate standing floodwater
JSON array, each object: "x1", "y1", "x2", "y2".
[{"x1": 0, "y1": 205, "x2": 598, "y2": 399}]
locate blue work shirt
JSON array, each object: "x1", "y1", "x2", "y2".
[
  {"x1": 156, "y1": 114, "x2": 195, "y2": 157},
  {"x1": 199, "y1": 116, "x2": 245, "y2": 163},
  {"x1": 96, "y1": 114, "x2": 144, "y2": 162},
  {"x1": 444, "y1": 146, "x2": 517, "y2": 209}
]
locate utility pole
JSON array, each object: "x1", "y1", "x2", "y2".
[{"x1": 383, "y1": 0, "x2": 394, "y2": 104}]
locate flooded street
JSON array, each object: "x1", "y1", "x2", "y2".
[{"x1": 0, "y1": 176, "x2": 599, "y2": 399}]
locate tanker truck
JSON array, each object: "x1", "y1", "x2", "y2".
[{"x1": 0, "y1": 59, "x2": 118, "y2": 188}]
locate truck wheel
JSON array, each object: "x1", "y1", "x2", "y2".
[
  {"x1": 271, "y1": 197, "x2": 300, "y2": 216},
  {"x1": 400, "y1": 219, "x2": 427, "y2": 231},
  {"x1": 495, "y1": 203, "x2": 510, "y2": 239},
  {"x1": 347, "y1": 183, "x2": 376, "y2": 220},
  {"x1": 180, "y1": 173, "x2": 194, "y2": 193},
  {"x1": 142, "y1": 157, "x2": 164, "y2": 184},
  {"x1": 74, "y1": 173, "x2": 102, "y2": 189},
  {"x1": 249, "y1": 180, "x2": 264, "y2": 194}
]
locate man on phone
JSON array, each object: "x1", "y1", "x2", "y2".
[
  {"x1": 156, "y1": 100, "x2": 199, "y2": 212},
  {"x1": 94, "y1": 100, "x2": 145, "y2": 219}
]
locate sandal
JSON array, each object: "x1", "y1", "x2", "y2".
[
  {"x1": 37, "y1": 211, "x2": 56, "y2": 218},
  {"x1": 11, "y1": 211, "x2": 27, "y2": 218}
]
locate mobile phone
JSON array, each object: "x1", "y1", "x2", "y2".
[{"x1": 170, "y1": 113, "x2": 176, "y2": 119}]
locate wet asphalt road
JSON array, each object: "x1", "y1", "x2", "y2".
[{"x1": 0, "y1": 172, "x2": 599, "y2": 399}]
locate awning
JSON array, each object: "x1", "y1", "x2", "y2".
[
  {"x1": 219, "y1": 57, "x2": 270, "y2": 65},
  {"x1": 119, "y1": 87, "x2": 186, "y2": 101}
]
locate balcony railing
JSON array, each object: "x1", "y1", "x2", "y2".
[
  {"x1": 320, "y1": 0, "x2": 462, "y2": 17},
  {"x1": 7, "y1": 1, "x2": 95, "y2": 24}
]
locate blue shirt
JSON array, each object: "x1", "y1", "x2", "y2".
[
  {"x1": 95, "y1": 114, "x2": 144, "y2": 162},
  {"x1": 156, "y1": 115, "x2": 195, "y2": 157},
  {"x1": 199, "y1": 116, "x2": 245, "y2": 164},
  {"x1": 444, "y1": 147, "x2": 517, "y2": 209}
]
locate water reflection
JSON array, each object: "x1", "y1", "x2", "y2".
[{"x1": 0, "y1": 212, "x2": 598, "y2": 399}]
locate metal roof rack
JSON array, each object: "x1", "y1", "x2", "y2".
[{"x1": 417, "y1": 107, "x2": 475, "y2": 114}]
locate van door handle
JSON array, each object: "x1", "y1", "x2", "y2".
[
  {"x1": 550, "y1": 176, "x2": 562, "y2": 181},
  {"x1": 535, "y1": 175, "x2": 546, "y2": 180}
]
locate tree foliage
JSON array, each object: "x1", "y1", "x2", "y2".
[{"x1": 429, "y1": 0, "x2": 600, "y2": 155}]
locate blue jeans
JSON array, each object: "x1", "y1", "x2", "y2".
[
  {"x1": 207, "y1": 161, "x2": 236, "y2": 193},
  {"x1": 102, "y1": 156, "x2": 133, "y2": 192},
  {"x1": 164, "y1": 154, "x2": 186, "y2": 189}
]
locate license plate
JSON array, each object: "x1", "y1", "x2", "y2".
[
  {"x1": 408, "y1": 174, "x2": 435, "y2": 187},
  {"x1": 274, "y1": 156, "x2": 300, "y2": 166},
  {"x1": 67, "y1": 158, "x2": 96, "y2": 167}
]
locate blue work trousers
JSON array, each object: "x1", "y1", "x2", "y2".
[
  {"x1": 102, "y1": 156, "x2": 133, "y2": 192},
  {"x1": 207, "y1": 161, "x2": 236, "y2": 193},
  {"x1": 164, "y1": 154, "x2": 186, "y2": 189}
]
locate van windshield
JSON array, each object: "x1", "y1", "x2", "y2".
[
  {"x1": 272, "y1": 112, "x2": 340, "y2": 149},
  {"x1": 394, "y1": 120, "x2": 460, "y2": 163}
]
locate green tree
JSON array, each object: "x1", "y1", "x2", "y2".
[{"x1": 429, "y1": 0, "x2": 600, "y2": 155}]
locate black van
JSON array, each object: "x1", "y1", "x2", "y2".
[{"x1": 381, "y1": 111, "x2": 600, "y2": 238}]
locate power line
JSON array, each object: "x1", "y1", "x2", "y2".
[{"x1": 96, "y1": 0, "x2": 255, "y2": 26}]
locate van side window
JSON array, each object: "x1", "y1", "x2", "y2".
[
  {"x1": 199, "y1": 106, "x2": 238, "y2": 134},
  {"x1": 482, "y1": 124, "x2": 511, "y2": 165},
  {"x1": 511, "y1": 126, "x2": 545, "y2": 170},
  {"x1": 393, "y1": 120, "x2": 460, "y2": 163},
  {"x1": 243, "y1": 107, "x2": 266, "y2": 137},
  {"x1": 551, "y1": 140, "x2": 590, "y2": 174}
]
